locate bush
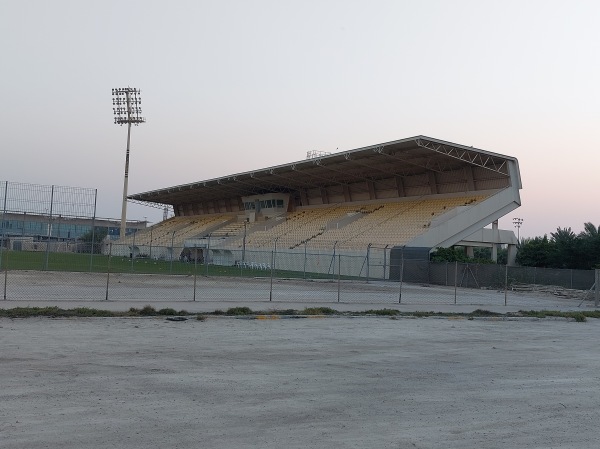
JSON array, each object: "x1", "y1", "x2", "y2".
[
  {"x1": 139, "y1": 305, "x2": 157, "y2": 316},
  {"x1": 302, "y1": 307, "x2": 336, "y2": 315},
  {"x1": 225, "y1": 307, "x2": 252, "y2": 316},
  {"x1": 157, "y1": 308, "x2": 177, "y2": 316}
]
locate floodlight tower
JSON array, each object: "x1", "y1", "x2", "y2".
[
  {"x1": 513, "y1": 217, "x2": 524, "y2": 242},
  {"x1": 112, "y1": 87, "x2": 145, "y2": 239}
]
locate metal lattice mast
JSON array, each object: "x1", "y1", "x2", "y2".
[{"x1": 112, "y1": 87, "x2": 145, "y2": 239}]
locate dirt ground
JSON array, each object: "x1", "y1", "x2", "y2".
[{"x1": 2, "y1": 315, "x2": 599, "y2": 449}]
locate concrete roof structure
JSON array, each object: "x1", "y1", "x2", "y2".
[{"x1": 130, "y1": 136, "x2": 521, "y2": 213}]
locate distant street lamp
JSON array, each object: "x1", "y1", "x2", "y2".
[
  {"x1": 112, "y1": 87, "x2": 145, "y2": 239},
  {"x1": 513, "y1": 217, "x2": 524, "y2": 242}
]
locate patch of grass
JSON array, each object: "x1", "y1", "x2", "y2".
[
  {"x1": 212, "y1": 309, "x2": 225, "y2": 315},
  {"x1": 139, "y1": 305, "x2": 157, "y2": 316},
  {"x1": 411, "y1": 311, "x2": 436, "y2": 318},
  {"x1": 274, "y1": 309, "x2": 297, "y2": 315},
  {"x1": 225, "y1": 307, "x2": 253, "y2": 316},
  {"x1": 71, "y1": 307, "x2": 116, "y2": 317},
  {"x1": 302, "y1": 307, "x2": 337, "y2": 315},
  {"x1": 469, "y1": 309, "x2": 503, "y2": 317},
  {"x1": 157, "y1": 308, "x2": 177, "y2": 316},
  {"x1": 196, "y1": 314, "x2": 207, "y2": 321},
  {"x1": 364, "y1": 309, "x2": 400, "y2": 316},
  {"x1": 518, "y1": 310, "x2": 590, "y2": 322}
]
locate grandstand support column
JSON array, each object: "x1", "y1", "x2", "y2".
[
  {"x1": 465, "y1": 246, "x2": 474, "y2": 258},
  {"x1": 507, "y1": 244, "x2": 517, "y2": 266},
  {"x1": 491, "y1": 220, "x2": 499, "y2": 262}
]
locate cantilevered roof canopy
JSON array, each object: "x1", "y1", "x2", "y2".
[{"x1": 130, "y1": 136, "x2": 521, "y2": 206}]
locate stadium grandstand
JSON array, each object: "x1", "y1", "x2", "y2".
[{"x1": 121, "y1": 136, "x2": 521, "y2": 274}]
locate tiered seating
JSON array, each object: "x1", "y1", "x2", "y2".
[
  {"x1": 336, "y1": 196, "x2": 485, "y2": 248},
  {"x1": 228, "y1": 195, "x2": 486, "y2": 251},
  {"x1": 233, "y1": 206, "x2": 351, "y2": 249},
  {"x1": 119, "y1": 214, "x2": 234, "y2": 247},
  {"x1": 210, "y1": 221, "x2": 246, "y2": 238}
]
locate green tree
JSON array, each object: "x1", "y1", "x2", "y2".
[
  {"x1": 430, "y1": 247, "x2": 494, "y2": 264},
  {"x1": 78, "y1": 227, "x2": 108, "y2": 254},
  {"x1": 578, "y1": 222, "x2": 600, "y2": 269},
  {"x1": 515, "y1": 235, "x2": 555, "y2": 268},
  {"x1": 550, "y1": 227, "x2": 580, "y2": 269}
]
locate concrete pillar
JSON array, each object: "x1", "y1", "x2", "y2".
[
  {"x1": 507, "y1": 244, "x2": 517, "y2": 266},
  {"x1": 491, "y1": 220, "x2": 499, "y2": 262},
  {"x1": 465, "y1": 246, "x2": 474, "y2": 258}
]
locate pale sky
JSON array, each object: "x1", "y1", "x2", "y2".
[{"x1": 1, "y1": 0, "x2": 599, "y2": 238}]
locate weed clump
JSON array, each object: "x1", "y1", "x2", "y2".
[
  {"x1": 302, "y1": 307, "x2": 336, "y2": 315},
  {"x1": 225, "y1": 307, "x2": 253, "y2": 316},
  {"x1": 157, "y1": 308, "x2": 177, "y2": 316},
  {"x1": 364, "y1": 309, "x2": 400, "y2": 316},
  {"x1": 469, "y1": 309, "x2": 503, "y2": 317},
  {"x1": 139, "y1": 305, "x2": 157, "y2": 316}
]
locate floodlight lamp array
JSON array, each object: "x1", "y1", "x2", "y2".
[{"x1": 112, "y1": 87, "x2": 145, "y2": 126}]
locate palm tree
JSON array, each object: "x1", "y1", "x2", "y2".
[{"x1": 578, "y1": 223, "x2": 600, "y2": 269}]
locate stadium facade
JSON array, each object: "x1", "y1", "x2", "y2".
[{"x1": 123, "y1": 136, "x2": 521, "y2": 272}]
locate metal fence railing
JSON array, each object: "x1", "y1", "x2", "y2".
[{"x1": 0, "y1": 244, "x2": 598, "y2": 307}]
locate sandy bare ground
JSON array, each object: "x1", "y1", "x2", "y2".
[{"x1": 2, "y1": 316, "x2": 599, "y2": 449}]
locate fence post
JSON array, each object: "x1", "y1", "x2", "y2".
[
  {"x1": 169, "y1": 231, "x2": 175, "y2": 274},
  {"x1": 105, "y1": 243, "x2": 112, "y2": 300},
  {"x1": 131, "y1": 230, "x2": 136, "y2": 272},
  {"x1": 383, "y1": 245, "x2": 390, "y2": 281},
  {"x1": 3, "y1": 248, "x2": 7, "y2": 299},
  {"x1": 206, "y1": 233, "x2": 211, "y2": 275},
  {"x1": 89, "y1": 189, "x2": 98, "y2": 272},
  {"x1": 365, "y1": 244, "x2": 371, "y2": 283},
  {"x1": 303, "y1": 242, "x2": 307, "y2": 280},
  {"x1": 504, "y1": 264, "x2": 508, "y2": 306},
  {"x1": 337, "y1": 255, "x2": 341, "y2": 303},
  {"x1": 269, "y1": 250, "x2": 274, "y2": 301},
  {"x1": 3, "y1": 266, "x2": 7, "y2": 300},
  {"x1": 454, "y1": 261, "x2": 458, "y2": 304},
  {"x1": 0, "y1": 181, "x2": 8, "y2": 272},
  {"x1": 44, "y1": 185, "x2": 55, "y2": 271},
  {"x1": 193, "y1": 251, "x2": 198, "y2": 302},
  {"x1": 595, "y1": 269, "x2": 599, "y2": 308},
  {"x1": 398, "y1": 257, "x2": 404, "y2": 304},
  {"x1": 570, "y1": 269, "x2": 573, "y2": 289}
]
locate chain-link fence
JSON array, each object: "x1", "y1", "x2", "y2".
[{"x1": 1, "y1": 242, "x2": 598, "y2": 307}]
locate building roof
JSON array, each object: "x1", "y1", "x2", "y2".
[{"x1": 130, "y1": 135, "x2": 521, "y2": 206}]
